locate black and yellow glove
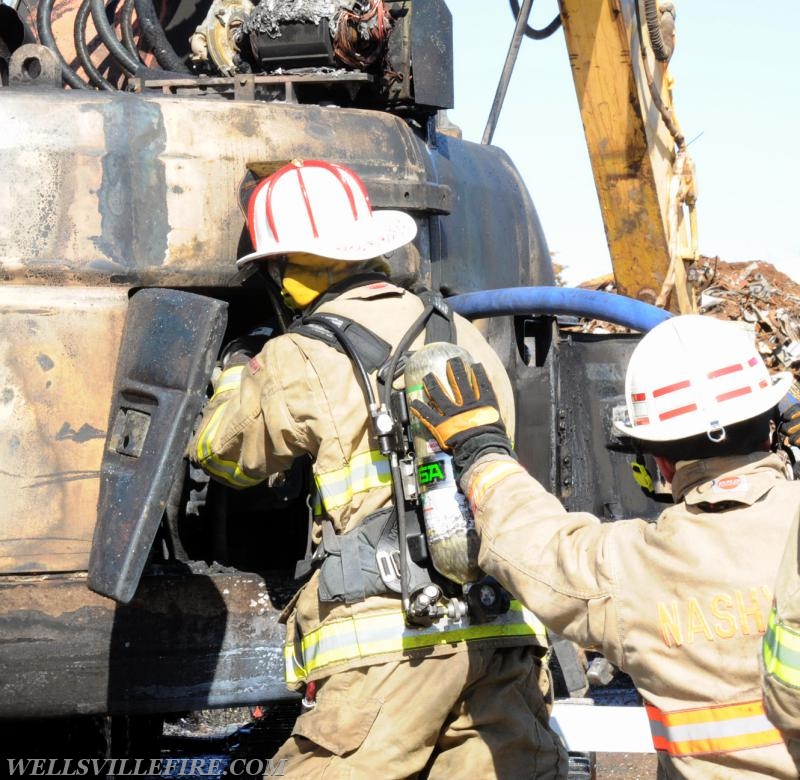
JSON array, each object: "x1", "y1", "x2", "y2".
[
  {"x1": 779, "y1": 402, "x2": 800, "y2": 448},
  {"x1": 409, "y1": 357, "x2": 516, "y2": 477}
]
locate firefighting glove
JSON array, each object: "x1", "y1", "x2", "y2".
[
  {"x1": 409, "y1": 357, "x2": 516, "y2": 478},
  {"x1": 218, "y1": 326, "x2": 273, "y2": 369},
  {"x1": 779, "y1": 402, "x2": 800, "y2": 448}
]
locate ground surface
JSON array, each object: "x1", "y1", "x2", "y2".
[
  {"x1": 595, "y1": 752, "x2": 658, "y2": 778},
  {"x1": 159, "y1": 700, "x2": 662, "y2": 779}
]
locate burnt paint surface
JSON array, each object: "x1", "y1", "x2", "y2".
[
  {"x1": 0, "y1": 90, "x2": 550, "y2": 294},
  {"x1": 0, "y1": 286, "x2": 128, "y2": 574}
]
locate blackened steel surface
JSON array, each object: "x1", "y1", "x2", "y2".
[{"x1": 0, "y1": 570, "x2": 290, "y2": 719}]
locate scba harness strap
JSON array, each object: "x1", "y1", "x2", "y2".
[{"x1": 289, "y1": 281, "x2": 456, "y2": 605}]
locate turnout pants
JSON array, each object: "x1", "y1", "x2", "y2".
[{"x1": 272, "y1": 644, "x2": 568, "y2": 779}]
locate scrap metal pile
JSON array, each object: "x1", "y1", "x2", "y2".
[{"x1": 575, "y1": 258, "x2": 800, "y2": 374}]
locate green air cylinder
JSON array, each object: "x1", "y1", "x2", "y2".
[{"x1": 404, "y1": 342, "x2": 482, "y2": 584}]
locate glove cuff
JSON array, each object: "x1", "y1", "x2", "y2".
[{"x1": 451, "y1": 431, "x2": 516, "y2": 481}]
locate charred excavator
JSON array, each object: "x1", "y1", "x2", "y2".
[{"x1": 0, "y1": 0, "x2": 691, "y2": 756}]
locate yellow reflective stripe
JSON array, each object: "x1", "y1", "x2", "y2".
[
  {"x1": 466, "y1": 459, "x2": 525, "y2": 513},
  {"x1": 284, "y1": 600, "x2": 546, "y2": 684},
  {"x1": 646, "y1": 700, "x2": 782, "y2": 756},
  {"x1": 314, "y1": 450, "x2": 392, "y2": 512},
  {"x1": 764, "y1": 606, "x2": 800, "y2": 687},
  {"x1": 194, "y1": 403, "x2": 263, "y2": 488},
  {"x1": 211, "y1": 365, "x2": 245, "y2": 398}
]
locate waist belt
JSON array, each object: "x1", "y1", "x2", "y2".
[
  {"x1": 763, "y1": 605, "x2": 800, "y2": 687},
  {"x1": 646, "y1": 699, "x2": 782, "y2": 756},
  {"x1": 284, "y1": 600, "x2": 547, "y2": 684},
  {"x1": 313, "y1": 506, "x2": 433, "y2": 605}
]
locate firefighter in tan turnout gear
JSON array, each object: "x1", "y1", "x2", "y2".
[
  {"x1": 189, "y1": 159, "x2": 567, "y2": 778},
  {"x1": 763, "y1": 496, "x2": 800, "y2": 772},
  {"x1": 761, "y1": 393, "x2": 800, "y2": 770},
  {"x1": 411, "y1": 314, "x2": 800, "y2": 778}
]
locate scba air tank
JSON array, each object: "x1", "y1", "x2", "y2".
[{"x1": 404, "y1": 342, "x2": 482, "y2": 585}]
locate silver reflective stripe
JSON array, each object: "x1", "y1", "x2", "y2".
[
  {"x1": 649, "y1": 713, "x2": 776, "y2": 743},
  {"x1": 646, "y1": 700, "x2": 782, "y2": 755}
]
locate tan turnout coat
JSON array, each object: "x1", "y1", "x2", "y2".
[{"x1": 465, "y1": 451, "x2": 798, "y2": 778}]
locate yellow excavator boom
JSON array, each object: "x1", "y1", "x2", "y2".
[{"x1": 558, "y1": 0, "x2": 698, "y2": 311}]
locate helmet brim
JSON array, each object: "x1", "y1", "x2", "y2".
[
  {"x1": 614, "y1": 371, "x2": 795, "y2": 442},
  {"x1": 236, "y1": 209, "x2": 417, "y2": 268}
]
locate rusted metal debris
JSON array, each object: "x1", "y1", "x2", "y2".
[{"x1": 573, "y1": 257, "x2": 800, "y2": 374}]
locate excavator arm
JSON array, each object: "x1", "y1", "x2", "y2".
[
  {"x1": 559, "y1": 0, "x2": 697, "y2": 313},
  {"x1": 558, "y1": 0, "x2": 697, "y2": 311},
  {"x1": 497, "y1": 0, "x2": 698, "y2": 311}
]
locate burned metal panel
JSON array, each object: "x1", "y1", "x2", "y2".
[
  {"x1": 502, "y1": 321, "x2": 661, "y2": 520},
  {"x1": 551, "y1": 330, "x2": 662, "y2": 520},
  {"x1": 383, "y1": 0, "x2": 454, "y2": 112},
  {"x1": 496, "y1": 316, "x2": 558, "y2": 490},
  {"x1": 432, "y1": 135, "x2": 555, "y2": 294},
  {"x1": 509, "y1": 353, "x2": 557, "y2": 490},
  {"x1": 0, "y1": 571, "x2": 289, "y2": 718},
  {"x1": 89, "y1": 289, "x2": 228, "y2": 604},
  {"x1": 408, "y1": 0, "x2": 454, "y2": 109},
  {"x1": 0, "y1": 286, "x2": 127, "y2": 574}
]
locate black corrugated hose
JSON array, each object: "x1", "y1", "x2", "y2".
[{"x1": 643, "y1": 0, "x2": 675, "y2": 61}]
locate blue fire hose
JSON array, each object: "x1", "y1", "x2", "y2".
[
  {"x1": 447, "y1": 286, "x2": 671, "y2": 333},
  {"x1": 448, "y1": 285, "x2": 800, "y2": 415}
]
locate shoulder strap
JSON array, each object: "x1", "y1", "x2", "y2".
[
  {"x1": 375, "y1": 289, "x2": 457, "y2": 396},
  {"x1": 417, "y1": 289, "x2": 457, "y2": 345},
  {"x1": 291, "y1": 282, "x2": 457, "y2": 382},
  {"x1": 290, "y1": 312, "x2": 392, "y2": 375}
]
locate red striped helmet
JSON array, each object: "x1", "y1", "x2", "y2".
[
  {"x1": 237, "y1": 159, "x2": 417, "y2": 266},
  {"x1": 615, "y1": 315, "x2": 792, "y2": 442}
]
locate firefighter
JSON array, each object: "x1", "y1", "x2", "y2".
[
  {"x1": 410, "y1": 314, "x2": 799, "y2": 777},
  {"x1": 761, "y1": 398, "x2": 800, "y2": 769},
  {"x1": 188, "y1": 159, "x2": 567, "y2": 778}
]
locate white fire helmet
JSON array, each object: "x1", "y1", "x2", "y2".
[
  {"x1": 614, "y1": 314, "x2": 792, "y2": 442},
  {"x1": 236, "y1": 159, "x2": 417, "y2": 267}
]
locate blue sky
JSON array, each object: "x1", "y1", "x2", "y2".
[{"x1": 448, "y1": 2, "x2": 800, "y2": 286}]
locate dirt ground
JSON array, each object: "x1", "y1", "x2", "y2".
[{"x1": 595, "y1": 752, "x2": 658, "y2": 778}]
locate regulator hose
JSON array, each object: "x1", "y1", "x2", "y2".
[{"x1": 447, "y1": 287, "x2": 671, "y2": 332}]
